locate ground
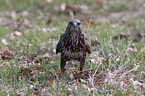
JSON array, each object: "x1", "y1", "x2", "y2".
[{"x1": 0, "y1": 0, "x2": 145, "y2": 95}]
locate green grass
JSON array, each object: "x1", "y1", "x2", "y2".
[{"x1": 0, "y1": 0, "x2": 145, "y2": 95}]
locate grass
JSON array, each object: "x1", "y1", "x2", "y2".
[{"x1": 0, "y1": 0, "x2": 145, "y2": 95}]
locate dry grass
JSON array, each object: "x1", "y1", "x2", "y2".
[{"x1": 0, "y1": 0, "x2": 145, "y2": 95}]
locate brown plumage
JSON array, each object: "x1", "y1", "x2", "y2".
[{"x1": 56, "y1": 19, "x2": 91, "y2": 73}]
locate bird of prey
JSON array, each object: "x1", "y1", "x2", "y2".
[{"x1": 56, "y1": 19, "x2": 91, "y2": 73}]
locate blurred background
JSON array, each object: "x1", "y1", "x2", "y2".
[{"x1": 0, "y1": 0, "x2": 145, "y2": 26}]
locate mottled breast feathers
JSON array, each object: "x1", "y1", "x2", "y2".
[{"x1": 56, "y1": 32, "x2": 91, "y2": 54}]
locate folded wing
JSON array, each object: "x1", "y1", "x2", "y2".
[
  {"x1": 83, "y1": 33, "x2": 91, "y2": 54},
  {"x1": 56, "y1": 33, "x2": 65, "y2": 54}
]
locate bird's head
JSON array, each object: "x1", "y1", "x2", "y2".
[{"x1": 65, "y1": 19, "x2": 83, "y2": 35}]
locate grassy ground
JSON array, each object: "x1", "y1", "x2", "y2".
[{"x1": 0, "y1": 0, "x2": 145, "y2": 95}]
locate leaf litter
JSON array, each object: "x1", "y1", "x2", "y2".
[
  {"x1": 0, "y1": 0, "x2": 145, "y2": 95},
  {"x1": 1, "y1": 49, "x2": 14, "y2": 60}
]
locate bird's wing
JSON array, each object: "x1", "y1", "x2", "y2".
[
  {"x1": 83, "y1": 33, "x2": 91, "y2": 54},
  {"x1": 56, "y1": 33, "x2": 65, "y2": 54}
]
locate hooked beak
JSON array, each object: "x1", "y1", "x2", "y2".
[{"x1": 73, "y1": 22, "x2": 77, "y2": 28}]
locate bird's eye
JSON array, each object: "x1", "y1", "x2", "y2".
[
  {"x1": 69, "y1": 22, "x2": 73, "y2": 25},
  {"x1": 77, "y1": 22, "x2": 81, "y2": 26}
]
